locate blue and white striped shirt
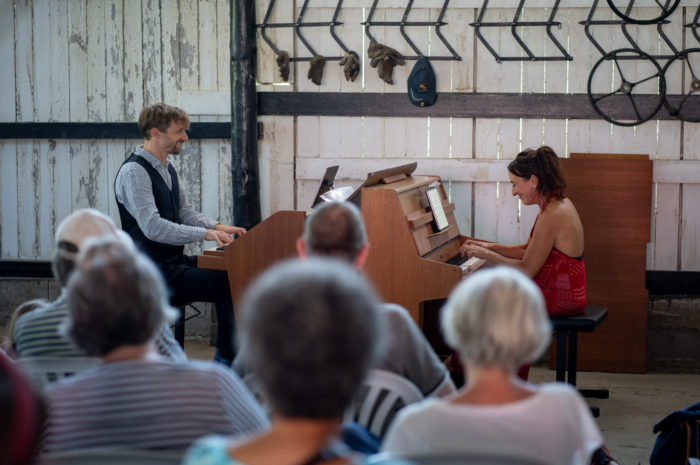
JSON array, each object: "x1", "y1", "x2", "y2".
[
  {"x1": 115, "y1": 146, "x2": 218, "y2": 245},
  {"x1": 13, "y1": 293, "x2": 186, "y2": 361},
  {"x1": 43, "y1": 359, "x2": 270, "y2": 452}
]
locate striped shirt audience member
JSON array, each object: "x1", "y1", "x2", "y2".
[
  {"x1": 12, "y1": 294, "x2": 185, "y2": 361},
  {"x1": 43, "y1": 359, "x2": 269, "y2": 452}
]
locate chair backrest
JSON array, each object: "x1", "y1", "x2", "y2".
[
  {"x1": 36, "y1": 448, "x2": 183, "y2": 465},
  {"x1": 345, "y1": 369, "x2": 424, "y2": 438},
  {"x1": 18, "y1": 356, "x2": 100, "y2": 389}
]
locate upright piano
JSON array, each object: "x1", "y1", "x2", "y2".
[
  {"x1": 197, "y1": 210, "x2": 306, "y2": 309},
  {"x1": 197, "y1": 163, "x2": 483, "y2": 330},
  {"x1": 352, "y1": 163, "x2": 485, "y2": 328}
]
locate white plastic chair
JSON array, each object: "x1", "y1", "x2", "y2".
[
  {"x1": 18, "y1": 356, "x2": 100, "y2": 389},
  {"x1": 36, "y1": 448, "x2": 183, "y2": 465},
  {"x1": 345, "y1": 369, "x2": 424, "y2": 438},
  {"x1": 366, "y1": 451, "x2": 548, "y2": 465}
]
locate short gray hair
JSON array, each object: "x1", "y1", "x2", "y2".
[
  {"x1": 441, "y1": 266, "x2": 551, "y2": 373},
  {"x1": 240, "y1": 257, "x2": 383, "y2": 418},
  {"x1": 65, "y1": 236, "x2": 177, "y2": 357},
  {"x1": 303, "y1": 201, "x2": 367, "y2": 262}
]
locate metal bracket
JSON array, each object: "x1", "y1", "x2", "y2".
[
  {"x1": 471, "y1": 0, "x2": 572, "y2": 63},
  {"x1": 258, "y1": 0, "x2": 350, "y2": 62},
  {"x1": 581, "y1": 0, "x2": 684, "y2": 61},
  {"x1": 687, "y1": 5, "x2": 700, "y2": 46},
  {"x1": 362, "y1": 0, "x2": 461, "y2": 61}
]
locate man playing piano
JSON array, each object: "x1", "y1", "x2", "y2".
[{"x1": 115, "y1": 103, "x2": 246, "y2": 366}]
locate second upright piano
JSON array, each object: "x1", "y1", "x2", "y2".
[{"x1": 352, "y1": 163, "x2": 485, "y2": 328}]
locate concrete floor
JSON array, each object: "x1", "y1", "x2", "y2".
[{"x1": 184, "y1": 340, "x2": 699, "y2": 465}]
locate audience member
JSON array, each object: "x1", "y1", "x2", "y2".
[
  {"x1": 381, "y1": 266, "x2": 604, "y2": 465},
  {"x1": 12, "y1": 208, "x2": 184, "y2": 361},
  {"x1": 183, "y1": 258, "x2": 383, "y2": 465},
  {"x1": 42, "y1": 237, "x2": 268, "y2": 452},
  {"x1": 2, "y1": 299, "x2": 48, "y2": 357},
  {"x1": 0, "y1": 349, "x2": 46, "y2": 465},
  {"x1": 234, "y1": 201, "x2": 455, "y2": 400}
]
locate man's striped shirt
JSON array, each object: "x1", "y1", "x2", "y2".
[
  {"x1": 114, "y1": 146, "x2": 217, "y2": 245},
  {"x1": 13, "y1": 294, "x2": 186, "y2": 361},
  {"x1": 43, "y1": 360, "x2": 269, "y2": 452}
]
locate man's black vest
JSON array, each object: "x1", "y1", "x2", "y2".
[{"x1": 116, "y1": 154, "x2": 184, "y2": 265}]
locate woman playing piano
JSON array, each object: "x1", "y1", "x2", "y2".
[{"x1": 460, "y1": 146, "x2": 586, "y2": 317}]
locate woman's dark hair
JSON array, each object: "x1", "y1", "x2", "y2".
[{"x1": 507, "y1": 146, "x2": 566, "y2": 199}]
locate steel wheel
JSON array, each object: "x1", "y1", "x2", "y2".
[{"x1": 588, "y1": 48, "x2": 665, "y2": 126}]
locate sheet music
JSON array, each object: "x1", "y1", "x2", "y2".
[{"x1": 426, "y1": 187, "x2": 449, "y2": 231}]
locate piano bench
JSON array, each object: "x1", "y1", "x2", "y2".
[{"x1": 549, "y1": 305, "x2": 610, "y2": 417}]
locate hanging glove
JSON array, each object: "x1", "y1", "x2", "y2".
[
  {"x1": 338, "y1": 51, "x2": 360, "y2": 82},
  {"x1": 367, "y1": 40, "x2": 405, "y2": 85},
  {"x1": 308, "y1": 55, "x2": 326, "y2": 86},
  {"x1": 276, "y1": 51, "x2": 290, "y2": 82}
]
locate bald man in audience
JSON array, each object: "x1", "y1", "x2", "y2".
[
  {"x1": 235, "y1": 201, "x2": 455, "y2": 399},
  {"x1": 12, "y1": 208, "x2": 185, "y2": 361}
]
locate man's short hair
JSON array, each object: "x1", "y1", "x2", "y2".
[
  {"x1": 137, "y1": 103, "x2": 190, "y2": 140},
  {"x1": 64, "y1": 237, "x2": 177, "y2": 357},
  {"x1": 303, "y1": 201, "x2": 367, "y2": 262},
  {"x1": 441, "y1": 266, "x2": 552, "y2": 373},
  {"x1": 51, "y1": 209, "x2": 117, "y2": 287},
  {"x1": 239, "y1": 258, "x2": 383, "y2": 419}
]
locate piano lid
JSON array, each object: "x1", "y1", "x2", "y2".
[{"x1": 347, "y1": 162, "x2": 417, "y2": 204}]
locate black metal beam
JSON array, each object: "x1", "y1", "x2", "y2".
[
  {"x1": 1, "y1": 94, "x2": 697, "y2": 141},
  {"x1": 0, "y1": 261, "x2": 53, "y2": 278},
  {"x1": 646, "y1": 270, "x2": 700, "y2": 296},
  {"x1": 0, "y1": 122, "x2": 232, "y2": 139},
  {"x1": 1, "y1": 261, "x2": 697, "y2": 296},
  {"x1": 231, "y1": 0, "x2": 262, "y2": 229},
  {"x1": 257, "y1": 92, "x2": 700, "y2": 120}
]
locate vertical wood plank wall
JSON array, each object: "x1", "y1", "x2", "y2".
[{"x1": 0, "y1": 0, "x2": 698, "y2": 274}]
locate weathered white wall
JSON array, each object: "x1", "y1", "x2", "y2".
[
  {"x1": 251, "y1": 0, "x2": 700, "y2": 272},
  {"x1": 0, "y1": 0, "x2": 234, "y2": 258},
  {"x1": 1, "y1": 0, "x2": 699, "y2": 271}
]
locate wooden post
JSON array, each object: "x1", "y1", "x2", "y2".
[{"x1": 231, "y1": 0, "x2": 261, "y2": 229}]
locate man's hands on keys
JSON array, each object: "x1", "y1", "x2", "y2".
[{"x1": 207, "y1": 224, "x2": 248, "y2": 246}]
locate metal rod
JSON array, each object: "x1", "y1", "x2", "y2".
[
  {"x1": 259, "y1": 0, "x2": 280, "y2": 55},
  {"x1": 436, "y1": 0, "x2": 462, "y2": 60},
  {"x1": 330, "y1": 0, "x2": 350, "y2": 54},
  {"x1": 399, "y1": 0, "x2": 423, "y2": 56},
  {"x1": 294, "y1": 0, "x2": 318, "y2": 57},
  {"x1": 364, "y1": 0, "x2": 380, "y2": 44}
]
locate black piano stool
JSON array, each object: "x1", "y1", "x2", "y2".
[{"x1": 550, "y1": 305, "x2": 610, "y2": 417}]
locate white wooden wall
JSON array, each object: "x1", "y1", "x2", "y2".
[
  {"x1": 255, "y1": 0, "x2": 700, "y2": 272},
  {"x1": 0, "y1": 0, "x2": 233, "y2": 259},
  {"x1": 1, "y1": 0, "x2": 699, "y2": 272}
]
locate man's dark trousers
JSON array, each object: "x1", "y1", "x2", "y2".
[{"x1": 160, "y1": 255, "x2": 236, "y2": 360}]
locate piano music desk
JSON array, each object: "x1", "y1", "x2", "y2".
[{"x1": 360, "y1": 174, "x2": 485, "y2": 328}]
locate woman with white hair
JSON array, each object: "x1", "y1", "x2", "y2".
[{"x1": 380, "y1": 267, "x2": 604, "y2": 465}]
